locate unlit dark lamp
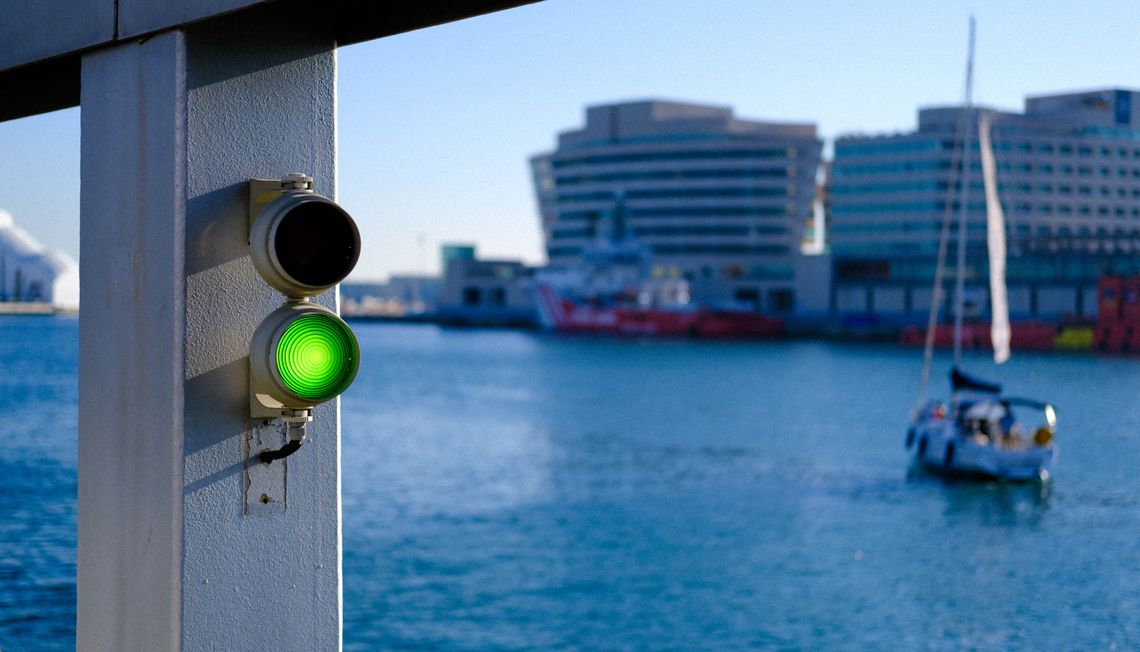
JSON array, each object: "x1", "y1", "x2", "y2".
[{"x1": 250, "y1": 174, "x2": 361, "y2": 298}]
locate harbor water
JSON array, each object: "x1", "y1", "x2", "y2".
[{"x1": 2, "y1": 316, "x2": 1139, "y2": 649}]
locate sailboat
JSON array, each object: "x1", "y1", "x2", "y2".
[{"x1": 905, "y1": 19, "x2": 1058, "y2": 481}]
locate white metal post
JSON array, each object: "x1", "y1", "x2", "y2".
[{"x1": 78, "y1": 13, "x2": 341, "y2": 649}]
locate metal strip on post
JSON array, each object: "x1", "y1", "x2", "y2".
[{"x1": 78, "y1": 31, "x2": 187, "y2": 650}]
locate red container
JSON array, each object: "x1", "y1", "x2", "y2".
[
  {"x1": 1096, "y1": 322, "x2": 1128, "y2": 352},
  {"x1": 1010, "y1": 323, "x2": 1057, "y2": 350},
  {"x1": 1098, "y1": 276, "x2": 1124, "y2": 324},
  {"x1": 1122, "y1": 278, "x2": 1140, "y2": 323}
]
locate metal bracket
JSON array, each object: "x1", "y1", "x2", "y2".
[
  {"x1": 245, "y1": 420, "x2": 287, "y2": 515},
  {"x1": 248, "y1": 173, "x2": 314, "y2": 222}
]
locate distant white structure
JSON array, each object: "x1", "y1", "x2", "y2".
[{"x1": 0, "y1": 209, "x2": 79, "y2": 309}]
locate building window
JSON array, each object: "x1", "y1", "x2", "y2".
[
  {"x1": 489, "y1": 287, "x2": 507, "y2": 307},
  {"x1": 767, "y1": 288, "x2": 795, "y2": 312},
  {"x1": 734, "y1": 287, "x2": 760, "y2": 308},
  {"x1": 836, "y1": 260, "x2": 890, "y2": 281},
  {"x1": 723, "y1": 265, "x2": 746, "y2": 278},
  {"x1": 463, "y1": 287, "x2": 481, "y2": 306}
]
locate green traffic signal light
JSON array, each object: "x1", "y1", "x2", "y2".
[
  {"x1": 275, "y1": 311, "x2": 359, "y2": 402},
  {"x1": 250, "y1": 303, "x2": 360, "y2": 414}
]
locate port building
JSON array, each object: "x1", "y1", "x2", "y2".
[
  {"x1": 437, "y1": 244, "x2": 536, "y2": 327},
  {"x1": 0, "y1": 209, "x2": 78, "y2": 310},
  {"x1": 829, "y1": 88, "x2": 1140, "y2": 327},
  {"x1": 530, "y1": 100, "x2": 824, "y2": 315}
]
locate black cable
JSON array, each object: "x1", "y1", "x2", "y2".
[{"x1": 259, "y1": 439, "x2": 303, "y2": 464}]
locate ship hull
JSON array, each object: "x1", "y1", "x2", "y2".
[{"x1": 535, "y1": 286, "x2": 782, "y2": 339}]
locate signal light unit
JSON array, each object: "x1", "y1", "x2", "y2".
[{"x1": 248, "y1": 173, "x2": 361, "y2": 462}]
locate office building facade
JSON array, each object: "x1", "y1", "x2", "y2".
[
  {"x1": 530, "y1": 100, "x2": 823, "y2": 313},
  {"x1": 830, "y1": 88, "x2": 1140, "y2": 325}
]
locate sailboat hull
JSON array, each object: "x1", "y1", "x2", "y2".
[{"x1": 909, "y1": 415, "x2": 1056, "y2": 482}]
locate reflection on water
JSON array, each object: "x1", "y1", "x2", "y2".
[{"x1": 908, "y1": 471, "x2": 1054, "y2": 528}]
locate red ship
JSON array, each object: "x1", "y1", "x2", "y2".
[
  {"x1": 533, "y1": 189, "x2": 783, "y2": 339},
  {"x1": 534, "y1": 285, "x2": 782, "y2": 339}
]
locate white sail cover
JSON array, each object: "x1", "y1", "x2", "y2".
[{"x1": 979, "y1": 113, "x2": 1010, "y2": 364}]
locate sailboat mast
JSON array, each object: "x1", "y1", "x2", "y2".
[
  {"x1": 915, "y1": 17, "x2": 976, "y2": 409},
  {"x1": 952, "y1": 16, "x2": 977, "y2": 367}
]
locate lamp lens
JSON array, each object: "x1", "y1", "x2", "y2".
[
  {"x1": 275, "y1": 313, "x2": 359, "y2": 401},
  {"x1": 274, "y1": 201, "x2": 360, "y2": 288}
]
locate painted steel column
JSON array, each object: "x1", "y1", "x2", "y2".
[{"x1": 79, "y1": 14, "x2": 340, "y2": 650}]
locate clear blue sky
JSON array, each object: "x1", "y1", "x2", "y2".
[{"x1": 3, "y1": 0, "x2": 1140, "y2": 281}]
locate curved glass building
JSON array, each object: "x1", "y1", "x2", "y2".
[{"x1": 530, "y1": 100, "x2": 823, "y2": 313}]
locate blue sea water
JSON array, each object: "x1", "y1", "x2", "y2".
[{"x1": 3, "y1": 316, "x2": 1140, "y2": 649}]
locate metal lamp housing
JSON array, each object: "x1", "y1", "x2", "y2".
[
  {"x1": 250, "y1": 302, "x2": 361, "y2": 417},
  {"x1": 250, "y1": 189, "x2": 361, "y2": 299}
]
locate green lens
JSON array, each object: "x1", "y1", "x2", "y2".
[{"x1": 275, "y1": 312, "x2": 359, "y2": 401}]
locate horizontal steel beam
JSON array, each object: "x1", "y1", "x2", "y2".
[{"x1": 0, "y1": 0, "x2": 535, "y2": 122}]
